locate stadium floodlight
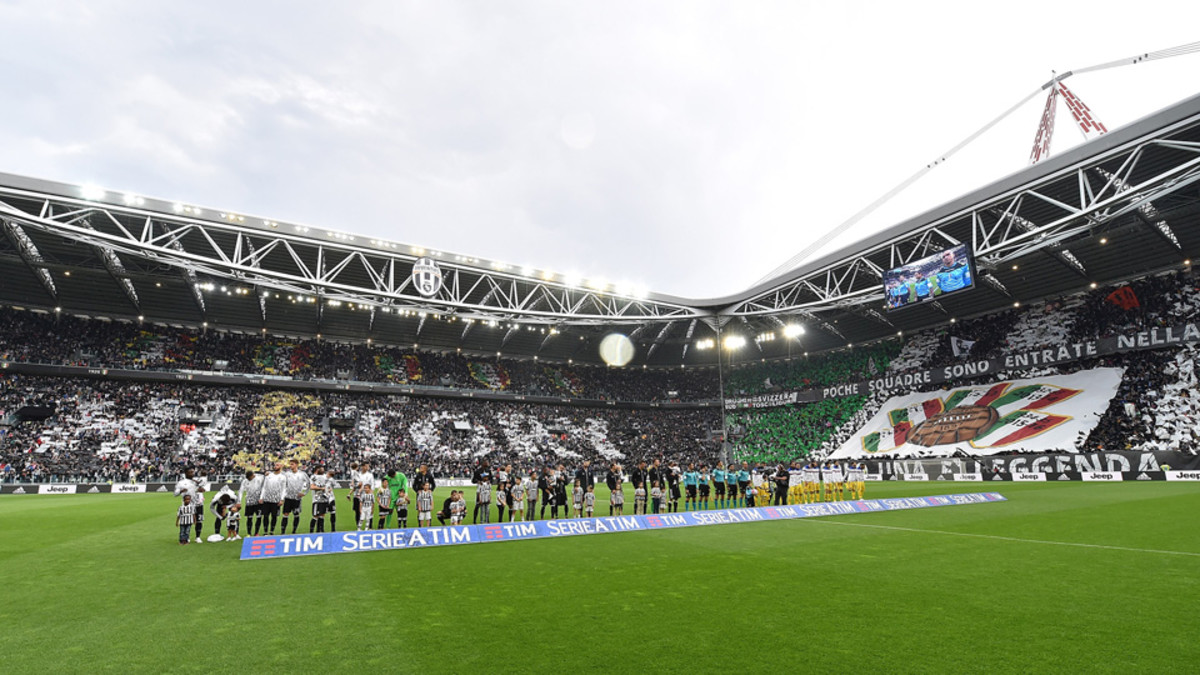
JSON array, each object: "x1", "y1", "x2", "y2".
[
  {"x1": 541, "y1": 270, "x2": 555, "y2": 281},
  {"x1": 562, "y1": 273, "x2": 582, "y2": 288},
  {"x1": 587, "y1": 278, "x2": 608, "y2": 292},
  {"x1": 722, "y1": 335, "x2": 746, "y2": 350},
  {"x1": 522, "y1": 266, "x2": 536, "y2": 277},
  {"x1": 173, "y1": 203, "x2": 185, "y2": 213},
  {"x1": 783, "y1": 324, "x2": 804, "y2": 338},
  {"x1": 695, "y1": 339, "x2": 715, "y2": 350},
  {"x1": 122, "y1": 193, "x2": 144, "y2": 206},
  {"x1": 80, "y1": 184, "x2": 106, "y2": 200}
]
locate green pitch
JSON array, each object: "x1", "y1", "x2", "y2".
[{"x1": 2, "y1": 482, "x2": 1199, "y2": 673}]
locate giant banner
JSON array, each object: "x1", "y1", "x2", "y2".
[
  {"x1": 725, "y1": 321, "x2": 1200, "y2": 409},
  {"x1": 240, "y1": 492, "x2": 1007, "y2": 560},
  {"x1": 829, "y1": 368, "x2": 1123, "y2": 459}
]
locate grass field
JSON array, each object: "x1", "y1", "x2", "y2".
[{"x1": 2, "y1": 482, "x2": 1199, "y2": 673}]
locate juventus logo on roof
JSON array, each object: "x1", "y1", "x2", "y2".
[{"x1": 411, "y1": 257, "x2": 443, "y2": 297}]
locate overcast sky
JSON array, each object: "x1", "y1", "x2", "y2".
[{"x1": 1, "y1": 1, "x2": 1198, "y2": 299}]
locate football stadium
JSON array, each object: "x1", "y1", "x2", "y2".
[{"x1": 4, "y1": 11, "x2": 1200, "y2": 673}]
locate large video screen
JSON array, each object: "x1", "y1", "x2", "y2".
[{"x1": 883, "y1": 244, "x2": 975, "y2": 311}]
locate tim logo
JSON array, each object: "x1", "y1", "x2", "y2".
[
  {"x1": 765, "y1": 508, "x2": 780, "y2": 519},
  {"x1": 645, "y1": 516, "x2": 664, "y2": 528},
  {"x1": 483, "y1": 526, "x2": 504, "y2": 540},
  {"x1": 411, "y1": 257, "x2": 443, "y2": 297},
  {"x1": 249, "y1": 538, "x2": 278, "y2": 557}
]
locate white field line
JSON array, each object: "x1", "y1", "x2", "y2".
[{"x1": 805, "y1": 518, "x2": 1200, "y2": 558}]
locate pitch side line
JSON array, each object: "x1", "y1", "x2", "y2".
[{"x1": 805, "y1": 519, "x2": 1200, "y2": 558}]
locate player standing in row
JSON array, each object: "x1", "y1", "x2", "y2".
[
  {"x1": 787, "y1": 462, "x2": 802, "y2": 505},
  {"x1": 822, "y1": 461, "x2": 844, "y2": 502},
  {"x1": 683, "y1": 463, "x2": 699, "y2": 511},
  {"x1": 698, "y1": 465, "x2": 711, "y2": 509},
  {"x1": 712, "y1": 462, "x2": 726, "y2": 509},
  {"x1": 260, "y1": 463, "x2": 287, "y2": 535},
  {"x1": 847, "y1": 461, "x2": 866, "y2": 500},
  {"x1": 308, "y1": 466, "x2": 335, "y2": 533},
  {"x1": 523, "y1": 471, "x2": 538, "y2": 521},
  {"x1": 239, "y1": 469, "x2": 265, "y2": 536},
  {"x1": 802, "y1": 461, "x2": 820, "y2": 504},
  {"x1": 666, "y1": 462, "x2": 682, "y2": 513},
  {"x1": 280, "y1": 460, "x2": 309, "y2": 535}
]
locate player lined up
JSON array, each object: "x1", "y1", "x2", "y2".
[{"x1": 172, "y1": 458, "x2": 869, "y2": 541}]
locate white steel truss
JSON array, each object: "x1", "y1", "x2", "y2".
[
  {"x1": 0, "y1": 190, "x2": 707, "y2": 326},
  {"x1": 723, "y1": 129, "x2": 1200, "y2": 318}
]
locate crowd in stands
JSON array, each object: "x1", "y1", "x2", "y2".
[
  {"x1": 723, "y1": 342, "x2": 901, "y2": 398},
  {"x1": 4, "y1": 269, "x2": 1200, "y2": 483},
  {"x1": 726, "y1": 396, "x2": 866, "y2": 464},
  {"x1": 0, "y1": 374, "x2": 722, "y2": 484},
  {"x1": 0, "y1": 307, "x2": 718, "y2": 402}
]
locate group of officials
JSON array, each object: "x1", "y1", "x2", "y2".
[{"x1": 170, "y1": 456, "x2": 870, "y2": 542}]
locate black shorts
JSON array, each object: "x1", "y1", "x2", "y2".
[
  {"x1": 283, "y1": 498, "x2": 301, "y2": 516},
  {"x1": 245, "y1": 503, "x2": 260, "y2": 517},
  {"x1": 669, "y1": 485, "x2": 681, "y2": 500},
  {"x1": 312, "y1": 501, "x2": 329, "y2": 516},
  {"x1": 326, "y1": 499, "x2": 336, "y2": 514},
  {"x1": 686, "y1": 485, "x2": 697, "y2": 499},
  {"x1": 739, "y1": 481, "x2": 749, "y2": 495},
  {"x1": 714, "y1": 483, "x2": 725, "y2": 496},
  {"x1": 397, "y1": 507, "x2": 408, "y2": 521},
  {"x1": 726, "y1": 483, "x2": 738, "y2": 497},
  {"x1": 195, "y1": 504, "x2": 204, "y2": 523},
  {"x1": 261, "y1": 501, "x2": 280, "y2": 517},
  {"x1": 699, "y1": 484, "x2": 710, "y2": 498}
]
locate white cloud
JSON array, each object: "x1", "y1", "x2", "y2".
[{"x1": 0, "y1": 0, "x2": 1198, "y2": 299}]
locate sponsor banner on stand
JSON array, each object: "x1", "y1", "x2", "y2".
[
  {"x1": 240, "y1": 492, "x2": 1008, "y2": 560},
  {"x1": 1082, "y1": 471, "x2": 1124, "y2": 482},
  {"x1": 954, "y1": 473, "x2": 983, "y2": 481},
  {"x1": 111, "y1": 483, "x2": 148, "y2": 493},
  {"x1": 831, "y1": 368, "x2": 1124, "y2": 459},
  {"x1": 1166, "y1": 470, "x2": 1200, "y2": 481},
  {"x1": 37, "y1": 484, "x2": 77, "y2": 495},
  {"x1": 1012, "y1": 472, "x2": 1046, "y2": 482}
]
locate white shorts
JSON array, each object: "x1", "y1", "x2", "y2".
[
  {"x1": 514, "y1": 500, "x2": 525, "y2": 511},
  {"x1": 418, "y1": 510, "x2": 431, "y2": 521},
  {"x1": 451, "y1": 515, "x2": 462, "y2": 525}
]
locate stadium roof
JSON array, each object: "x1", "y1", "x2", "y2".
[{"x1": 2, "y1": 92, "x2": 1200, "y2": 367}]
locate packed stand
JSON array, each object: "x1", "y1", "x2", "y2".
[
  {"x1": 0, "y1": 374, "x2": 722, "y2": 483},
  {"x1": 0, "y1": 307, "x2": 718, "y2": 401}
]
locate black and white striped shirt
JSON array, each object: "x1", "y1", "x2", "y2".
[
  {"x1": 417, "y1": 491, "x2": 433, "y2": 512},
  {"x1": 476, "y1": 482, "x2": 492, "y2": 503},
  {"x1": 177, "y1": 503, "x2": 196, "y2": 525}
]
